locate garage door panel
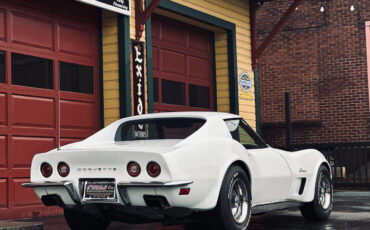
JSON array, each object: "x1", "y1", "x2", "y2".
[
  {"x1": 12, "y1": 95, "x2": 55, "y2": 128},
  {"x1": 152, "y1": 15, "x2": 214, "y2": 113},
  {"x1": 0, "y1": 9, "x2": 5, "y2": 41},
  {"x1": 55, "y1": 0, "x2": 98, "y2": 23},
  {"x1": 0, "y1": 136, "x2": 7, "y2": 168},
  {"x1": 58, "y1": 24, "x2": 94, "y2": 57},
  {"x1": 188, "y1": 56, "x2": 210, "y2": 80},
  {"x1": 188, "y1": 30, "x2": 211, "y2": 52},
  {"x1": 0, "y1": 93, "x2": 6, "y2": 126},
  {"x1": 14, "y1": 0, "x2": 54, "y2": 12},
  {"x1": 11, "y1": 13, "x2": 53, "y2": 49},
  {"x1": 61, "y1": 138, "x2": 83, "y2": 147},
  {"x1": 152, "y1": 47, "x2": 159, "y2": 71},
  {"x1": 1, "y1": 0, "x2": 99, "y2": 220},
  {"x1": 13, "y1": 178, "x2": 42, "y2": 207},
  {"x1": 11, "y1": 136, "x2": 55, "y2": 168},
  {"x1": 162, "y1": 20, "x2": 186, "y2": 47},
  {"x1": 162, "y1": 50, "x2": 186, "y2": 75},
  {"x1": 61, "y1": 100, "x2": 94, "y2": 130},
  {"x1": 0, "y1": 179, "x2": 7, "y2": 209}
]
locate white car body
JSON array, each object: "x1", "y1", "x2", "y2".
[{"x1": 24, "y1": 112, "x2": 330, "y2": 222}]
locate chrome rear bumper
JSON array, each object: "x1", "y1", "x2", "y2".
[{"x1": 22, "y1": 180, "x2": 193, "y2": 206}]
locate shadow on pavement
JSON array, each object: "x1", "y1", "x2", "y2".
[{"x1": 34, "y1": 191, "x2": 370, "y2": 230}]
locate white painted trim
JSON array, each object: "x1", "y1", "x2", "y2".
[{"x1": 76, "y1": 0, "x2": 131, "y2": 16}]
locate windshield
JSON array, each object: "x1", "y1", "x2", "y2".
[{"x1": 114, "y1": 118, "x2": 206, "y2": 141}]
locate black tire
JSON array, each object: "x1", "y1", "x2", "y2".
[
  {"x1": 64, "y1": 208, "x2": 111, "y2": 230},
  {"x1": 195, "y1": 165, "x2": 252, "y2": 230},
  {"x1": 300, "y1": 165, "x2": 333, "y2": 221}
]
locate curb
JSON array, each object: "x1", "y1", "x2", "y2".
[{"x1": 0, "y1": 221, "x2": 43, "y2": 230}]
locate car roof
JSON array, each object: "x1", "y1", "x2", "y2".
[{"x1": 124, "y1": 111, "x2": 241, "y2": 121}]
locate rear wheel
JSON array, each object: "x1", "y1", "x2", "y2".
[
  {"x1": 193, "y1": 165, "x2": 251, "y2": 230},
  {"x1": 64, "y1": 208, "x2": 111, "y2": 230},
  {"x1": 300, "y1": 165, "x2": 333, "y2": 221}
]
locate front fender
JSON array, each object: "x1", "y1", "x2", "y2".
[{"x1": 284, "y1": 149, "x2": 330, "y2": 203}]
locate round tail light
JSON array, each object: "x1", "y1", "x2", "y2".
[
  {"x1": 40, "y1": 162, "x2": 53, "y2": 178},
  {"x1": 58, "y1": 162, "x2": 70, "y2": 177},
  {"x1": 127, "y1": 161, "x2": 141, "y2": 177},
  {"x1": 147, "y1": 162, "x2": 161, "y2": 178}
]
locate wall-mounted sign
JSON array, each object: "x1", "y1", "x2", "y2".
[
  {"x1": 132, "y1": 40, "x2": 145, "y2": 116},
  {"x1": 132, "y1": 40, "x2": 146, "y2": 137},
  {"x1": 239, "y1": 71, "x2": 254, "y2": 100},
  {"x1": 76, "y1": 0, "x2": 131, "y2": 16}
]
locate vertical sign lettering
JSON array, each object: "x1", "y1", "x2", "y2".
[{"x1": 132, "y1": 40, "x2": 146, "y2": 137}]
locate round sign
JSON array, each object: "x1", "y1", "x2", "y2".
[{"x1": 239, "y1": 72, "x2": 252, "y2": 92}]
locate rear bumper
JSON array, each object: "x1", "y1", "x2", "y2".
[{"x1": 22, "y1": 180, "x2": 193, "y2": 207}]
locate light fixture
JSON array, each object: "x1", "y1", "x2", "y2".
[
  {"x1": 320, "y1": 5, "x2": 325, "y2": 13},
  {"x1": 350, "y1": 0, "x2": 356, "y2": 11}
]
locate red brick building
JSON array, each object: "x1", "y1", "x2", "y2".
[{"x1": 256, "y1": 0, "x2": 370, "y2": 146}]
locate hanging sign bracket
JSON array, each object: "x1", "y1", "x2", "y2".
[{"x1": 135, "y1": 0, "x2": 162, "y2": 40}]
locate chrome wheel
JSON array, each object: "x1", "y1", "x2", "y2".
[
  {"x1": 318, "y1": 172, "x2": 331, "y2": 209},
  {"x1": 229, "y1": 178, "x2": 249, "y2": 224}
]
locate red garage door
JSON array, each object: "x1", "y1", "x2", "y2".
[
  {"x1": 0, "y1": 0, "x2": 99, "y2": 220},
  {"x1": 151, "y1": 15, "x2": 214, "y2": 112}
]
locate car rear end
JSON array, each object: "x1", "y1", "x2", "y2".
[{"x1": 23, "y1": 116, "x2": 209, "y2": 220}]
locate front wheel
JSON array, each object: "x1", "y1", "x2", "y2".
[
  {"x1": 64, "y1": 208, "x2": 111, "y2": 230},
  {"x1": 300, "y1": 165, "x2": 333, "y2": 221},
  {"x1": 197, "y1": 165, "x2": 251, "y2": 230}
]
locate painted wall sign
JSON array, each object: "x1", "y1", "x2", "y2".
[
  {"x1": 76, "y1": 0, "x2": 131, "y2": 16},
  {"x1": 132, "y1": 40, "x2": 145, "y2": 116},
  {"x1": 239, "y1": 71, "x2": 254, "y2": 100},
  {"x1": 132, "y1": 40, "x2": 146, "y2": 137}
]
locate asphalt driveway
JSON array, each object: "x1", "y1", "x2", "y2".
[{"x1": 33, "y1": 191, "x2": 370, "y2": 230}]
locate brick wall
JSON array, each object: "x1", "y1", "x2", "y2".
[{"x1": 256, "y1": 0, "x2": 370, "y2": 146}]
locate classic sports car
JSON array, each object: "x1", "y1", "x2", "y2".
[{"x1": 23, "y1": 112, "x2": 333, "y2": 230}]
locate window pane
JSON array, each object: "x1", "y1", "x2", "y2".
[
  {"x1": 59, "y1": 62, "x2": 94, "y2": 94},
  {"x1": 226, "y1": 119, "x2": 267, "y2": 149},
  {"x1": 115, "y1": 118, "x2": 206, "y2": 141},
  {"x1": 0, "y1": 51, "x2": 4, "y2": 83},
  {"x1": 12, "y1": 53, "x2": 53, "y2": 89},
  {"x1": 189, "y1": 84, "x2": 210, "y2": 108},
  {"x1": 238, "y1": 126, "x2": 257, "y2": 146},
  {"x1": 153, "y1": 77, "x2": 158, "y2": 102},
  {"x1": 162, "y1": 79, "x2": 185, "y2": 105}
]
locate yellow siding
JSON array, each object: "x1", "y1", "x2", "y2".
[
  {"x1": 215, "y1": 32, "x2": 230, "y2": 112},
  {"x1": 170, "y1": 0, "x2": 256, "y2": 129},
  {"x1": 102, "y1": 10, "x2": 120, "y2": 126}
]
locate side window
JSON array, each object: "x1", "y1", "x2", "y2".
[
  {"x1": 238, "y1": 126, "x2": 258, "y2": 147},
  {"x1": 225, "y1": 119, "x2": 267, "y2": 149}
]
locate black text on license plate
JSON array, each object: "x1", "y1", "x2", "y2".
[{"x1": 83, "y1": 180, "x2": 116, "y2": 200}]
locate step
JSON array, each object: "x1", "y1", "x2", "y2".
[{"x1": 0, "y1": 221, "x2": 43, "y2": 230}]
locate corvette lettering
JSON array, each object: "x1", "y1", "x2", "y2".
[{"x1": 77, "y1": 167, "x2": 117, "y2": 171}]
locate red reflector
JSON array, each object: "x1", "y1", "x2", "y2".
[
  {"x1": 127, "y1": 161, "x2": 141, "y2": 177},
  {"x1": 40, "y1": 162, "x2": 52, "y2": 178},
  {"x1": 57, "y1": 162, "x2": 70, "y2": 177},
  {"x1": 179, "y1": 188, "x2": 191, "y2": 195},
  {"x1": 147, "y1": 162, "x2": 161, "y2": 178}
]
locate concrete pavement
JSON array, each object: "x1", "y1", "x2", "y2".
[{"x1": 5, "y1": 191, "x2": 370, "y2": 230}]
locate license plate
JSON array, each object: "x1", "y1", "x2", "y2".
[{"x1": 83, "y1": 180, "x2": 116, "y2": 200}]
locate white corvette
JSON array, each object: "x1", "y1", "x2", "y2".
[{"x1": 23, "y1": 112, "x2": 333, "y2": 230}]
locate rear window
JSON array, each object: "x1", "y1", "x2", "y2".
[{"x1": 114, "y1": 118, "x2": 206, "y2": 141}]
